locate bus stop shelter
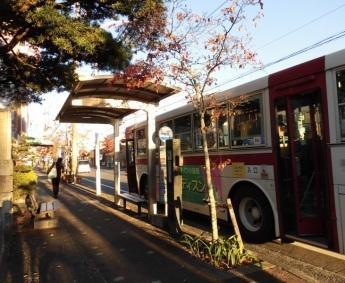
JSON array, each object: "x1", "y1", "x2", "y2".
[{"x1": 56, "y1": 75, "x2": 177, "y2": 216}]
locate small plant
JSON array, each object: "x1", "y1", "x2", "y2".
[
  {"x1": 13, "y1": 165, "x2": 37, "y2": 202},
  {"x1": 180, "y1": 233, "x2": 209, "y2": 258},
  {"x1": 12, "y1": 135, "x2": 38, "y2": 202},
  {"x1": 180, "y1": 233, "x2": 258, "y2": 269}
]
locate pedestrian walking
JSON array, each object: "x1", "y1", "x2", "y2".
[{"x1": 47, "y1": 157, "x2": 63, "y2": 198}]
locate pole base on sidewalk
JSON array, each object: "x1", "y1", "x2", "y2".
[{"x1": 150, "y1": 214, "x2": 167, "y2": 228}]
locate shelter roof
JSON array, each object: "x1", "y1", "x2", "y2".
[{"x1": 56, "y1": 76, "x2": 177, "y2": 124}]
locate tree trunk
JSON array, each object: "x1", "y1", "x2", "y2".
[{"x1": 200, "y1": 113, "x2": 219, "y2": 241}]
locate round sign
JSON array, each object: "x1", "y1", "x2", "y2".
[{"x1": 158, "y1": 126, "x2": 173, "y2": 142}]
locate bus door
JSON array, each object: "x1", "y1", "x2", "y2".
[
  {"x1": 275, "y1": 91, "x2": 327, "y2": 236},
  {"x1": 125, "y1": 139, "x2": 138, "y2": 193}
]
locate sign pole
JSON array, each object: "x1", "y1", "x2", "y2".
[
  {"x1": 166, "y1": 138, "x2": 183, "y2": 236},
  {"x1": 95, "y1": 133, "x2": 101, "y2": 196}
]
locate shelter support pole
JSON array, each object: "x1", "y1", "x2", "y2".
[
  {"x1": 113, "y1": 120, "x2": 121, "y2": 205},
  {"x1": 147, "y1": 104, "x2": 157, "y2": 216},
  {"x1": 71, "y1": 123, "x2": 78, "y2": 178},
  {"x1": 95, "y1": 133, "x2": 101, "y2": 195}
]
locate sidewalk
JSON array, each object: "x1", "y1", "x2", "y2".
[
  {"x1": 182, "y1": 217, "x2": 345, "y2": 283},
  {"x1": 72, "y1": 176, "x2": 345, "y2": 282},
  {"x1": 1, "y1": 174, "x2": 302, "y2": 283},
  {"x1": 1, "y1": 173, "x2": 344, "y2": 282},
  {"x1": 71, "y1": 178, "x2": 345, "y2": 282}
]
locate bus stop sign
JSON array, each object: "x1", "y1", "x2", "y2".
[{"x1": 159, "y1": 126, "x2": 173, "y2": 142}]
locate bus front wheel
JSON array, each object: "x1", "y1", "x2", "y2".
[{"x1": 232, "y1": 186, "x2": 274, "y2": 243}]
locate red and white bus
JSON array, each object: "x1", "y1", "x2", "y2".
[{"x1": 125, "y1": 48, "x2": 345, "y2": 254}]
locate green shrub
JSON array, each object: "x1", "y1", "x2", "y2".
[
  {"x1": 180, "y1": 233, "x2": 258, "y2": 269},
  {"x1": 13, "y1": 169, "x2": 37, "y2": 202}
]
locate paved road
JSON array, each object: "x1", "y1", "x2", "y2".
[
  {"x1": 2, "y1": 175, "x2": 297, "y2": 283},
  {"x1": 78, "y1": 168, "x2": 128, "y2": 198}
]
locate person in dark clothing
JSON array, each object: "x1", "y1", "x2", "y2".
[{"x1": 47, "y1": 158, "x2": 63, "y2": 198}]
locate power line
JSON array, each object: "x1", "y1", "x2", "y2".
[
  {"x1": 162, "y1": 29, "x2": 345, "y2": 111},
  {"x1": 185, "y1": 3, "x2": 345, "y2": 93},
  {"x1": 124, "y1": 3, "x2": 345, "y2": 123},
  {"x1": 257, "y1": 2, "x2": 345, "y2": 50},
  {"x1": 122, "y1": 27, "x2": 345, "y2": 125},
  {"x1": 209, "y1": 28, "x2": 345, "y2": 90},
  {"x1": 208, "y1": 0, "x2": 228, "y2": 17},
  {"x1": 121, "y1": 28, "x2": 345, "y2": 125}
]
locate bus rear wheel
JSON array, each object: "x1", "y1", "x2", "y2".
[{"x1": 232, "y1": 186, "x2": 274, "y2": 243}]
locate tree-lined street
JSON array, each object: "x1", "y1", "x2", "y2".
[{"x1": 2, "y1": 1, "x2": 345, "y2": 282}]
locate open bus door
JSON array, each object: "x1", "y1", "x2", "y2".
[
  {"x1": 275, "y1": 91, "x2": 328, "y2": 237},
  {"x1": 125, "y1": 139, "x2": 138, "y2": 194}
]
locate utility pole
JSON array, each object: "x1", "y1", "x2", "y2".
[{"x1": 113, "y1": 120, "x2": 120, "y2": 204}]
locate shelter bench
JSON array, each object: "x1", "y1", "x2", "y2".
[
  {"x1": 118, "y1": 192, "x2": 147, "y2": 216},
  {"x1": 34, "y1": 201, "x2": 59, "y2": 229},
  {"x1": 37, "y1": 201, "x2": 56, "y2": 218}
]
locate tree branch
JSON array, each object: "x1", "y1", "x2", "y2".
[
  {"x1": 200, "y1": 5, "x2": 244, "y2": 95},
  {"x1": 4, "y1": 27, "x2": 30, "y2": 53}
]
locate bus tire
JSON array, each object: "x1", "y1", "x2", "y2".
[{"x1": 232, "y1": 185, "x2": 274, "y2": 243}]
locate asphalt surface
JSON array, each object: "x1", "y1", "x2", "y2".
[
  {"x1": 79, "y1": 168, "x2": 345, "y2": 282},
  {"x1": 2, "y1": 170, "x2": 344, "y2": 282},
  {"x1": 0, "y1": 174, "x2": 301, "y2": 283}
]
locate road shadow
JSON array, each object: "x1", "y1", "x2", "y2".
[{"x1": 2, "y1": 176, "x2": 287, "y2": 283}]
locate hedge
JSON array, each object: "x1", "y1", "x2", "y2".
[{"x1": 13, "y1": 165, "x2": 37, "y2": 201}]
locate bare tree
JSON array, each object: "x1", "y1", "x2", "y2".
[{"x1": 117, "y1": 0, "x2": 263, "y2": 241}]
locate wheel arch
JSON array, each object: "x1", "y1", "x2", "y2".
[{"x1": 228, "y1": 179, "x2": 280, "y2": 238}]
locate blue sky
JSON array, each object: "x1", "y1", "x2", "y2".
[
  {"x1": 188, "y1": 0, "x2": 345, "y2": 88},
  {"x1": 28, "y1": 0, "x2": 345, "y2": 139}
]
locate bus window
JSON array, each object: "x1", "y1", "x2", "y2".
[
  {"x1": 336, "y1": 69, "x2": 345, "y2": 141},
  {"x1": 230, "y1": 95, "x2": 264, "y2": 147},
  {"x1": 218, "y1": 104, "x2": 229, "y2": 149},
  {"x1": 136, "y1": 128, "x2": 146, "y2": 155},
  {"x1": 174, "y1": 115, "x2": 192, "y2": 151},
  {"x1": 194, "y1": 111, "x2": 217, "y2": 150}
]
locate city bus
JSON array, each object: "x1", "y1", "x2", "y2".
[{"x1": 124, "y1": 48, "x2": 345, "y2": 254}]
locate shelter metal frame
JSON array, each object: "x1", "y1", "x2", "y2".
[{"x1": 56, "y1": 76, "x2": 178, "y2": 216}]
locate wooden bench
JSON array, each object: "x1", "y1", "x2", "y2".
[
  {"x1": 37, "y1": 201, "x2": 56, "y2": 219},
  {"x1": 34, "y1": 201, "x2": 59, "y2": 229},
  {"x1": 118, "y1": 193, "x2": 147, "y2": 216}
]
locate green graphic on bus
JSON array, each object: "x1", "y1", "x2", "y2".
[{"x1": 182, "y1": 165, "x2": 205, "y2": 204}]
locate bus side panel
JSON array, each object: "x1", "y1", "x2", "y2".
[
  {"x1": 326, "y1": 67, "x2": 345, "y2": 253},
  {"x1": 181, "y1": 161, "x2": 280, "y2": 237},
  {"x1": 330, "y1": 145, "x2": 345, "y2": 253}
]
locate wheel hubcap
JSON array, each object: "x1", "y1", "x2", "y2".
[{"x1": 239, "y1": 197, "x2": 263, "y2": 232}]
